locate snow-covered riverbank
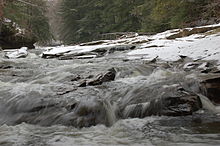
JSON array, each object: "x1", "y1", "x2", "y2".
[{"x1": 39, "y1": 23, "x2": 220, "y2": 68}]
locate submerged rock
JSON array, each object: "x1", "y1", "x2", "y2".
[
  {"x1": 9, "y1": 99, "x2": 116, "y2": 128},
  {"x1": 60, "y1": 99, "x2": 116, "y2": 128}
]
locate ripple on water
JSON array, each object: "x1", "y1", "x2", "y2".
[{"x1": 0, "y1": 118, "x2": 154, "y2": 146}]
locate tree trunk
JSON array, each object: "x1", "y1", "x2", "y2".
[{"x1": 0, "y1": 0, "x2": 4, "y2": 44}]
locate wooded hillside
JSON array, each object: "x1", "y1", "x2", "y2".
[
  {"x1": 1, "y1": 0, "x2": 220, "y2": 46},
  {"x1": 59, "y1": 0, "x2": 220, "y2": 44}
]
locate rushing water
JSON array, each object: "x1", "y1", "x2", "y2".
[{"x1": 0, "y1": 49, "x2": 220, "y2": 146}]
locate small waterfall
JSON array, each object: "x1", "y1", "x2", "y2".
[
  {"x1": 123, "y1": 102, "x2": 150, "y2": 118},
  {"x1": 197, "y1": 94, "x2": 220, "y2": 114},
  {"x1": 102, "y1": 100, "x2": 117, "y2": 126}
]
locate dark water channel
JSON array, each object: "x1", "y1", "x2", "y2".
[{"x1": 0, "y1": 49, "x2": 220, "y2": 146}]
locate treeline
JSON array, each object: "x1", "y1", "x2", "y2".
[
  {"x1": 1, "y1": 0, "x2": 53, "y2": 46},
  {"x1": 60, "y1": 0, "x2": 220, "y2": 44},
  {"x1": 1, "y1": 0, "x2": 220, "y2": 46}
]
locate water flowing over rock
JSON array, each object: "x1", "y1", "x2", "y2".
[
  {"x1": 123, "y1": 92, "x2": 202, "y2": 118},
  {"x1": 0, "y1": 23, "x2": 220, "y2": 145}
]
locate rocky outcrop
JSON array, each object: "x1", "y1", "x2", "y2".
[
  {"x1": 0, "y1": 20, "x2": 36, "y2": 49},
  {"x1": 201, "y1": 75, "x2": 220, "y2": 104}
]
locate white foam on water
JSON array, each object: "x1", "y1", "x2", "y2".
[{"x1": 0, "y1": 118, "x2": 157, "y2": 146}]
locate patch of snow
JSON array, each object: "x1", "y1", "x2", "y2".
[
  {"x1": 128, "y1": 25, "x2": 220, "y2": 64},
  {"x1": 5, "y1": 47, "x2": 28, "y2": 59},
  {"x1": 41, "y1": 44, "x2": 119, "y2": 56},
  {"x1": 40, "y1": 23, "x2": 220, "y2": 68},
  {"x1": 3, "y1": 18, "x2": 12, "y2": 23},
  {"x1": 183, "y1": 62, "x2": 199, "y2": 69}
]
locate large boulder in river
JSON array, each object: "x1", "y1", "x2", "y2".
[
  {"x1": 145, "y1": 94, "x2": 202, "y2": 116},
  {"x1": 123, "y1": 88, "x2": 202, "y2": 118},
  {"x1": 87, "y1": 68, "x2": 116, "y2": 86}
]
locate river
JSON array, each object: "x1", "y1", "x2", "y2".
[
  {"x1": 0, "y1": 46, "x2": 220, "y2": 146},
  {"x1": 1, "y1": 23, "x2": 220, "y2": 145}
]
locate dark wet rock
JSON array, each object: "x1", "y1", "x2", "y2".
[
  {"x1": 144, "y1": 45, "x2": 160, "y2": 48},
  {"x1": 0, "y1": 64, "x2": 13, "y2": 69},
  {"x1": 123, "y1": 88, "x2": 202, "y2": 118},
  {"x1": 44, "y1": 45, "x2": 136, "y2": 60},
  {"x1": 42, "y1": 50, "x2": 72, "y2": 59},
  {"x1": 90, "y1": 45, "x2": 136, "y2": 56},
  {"x1": 179, "y1": 55, "x2": 187, "y2": 59},
  {"x1": 146, "y1": 95, "x2": 202, "y2": 116},
  {"x1": 90, "y1": 48, "x2": 108, "y2": 57},
  {"x1": 149, "y1": 56, "x2": 158, "y2": 63},
  {"x1": 131, "y1": 39, "x2": 149, "y2": 44},
  {"x1": 108, "y1": 45, "x2": 136, "y2": 54},
  {"x1": 201, "y1": 68, "x2": 213, "y2": 73},
  {"x1": 59, "y1": 52, "x2": 98, "y2": 60},
  {"x1": 86, "y1": 75, "x2": 94, "y2": 79},
  {"x1": 87, "y1": 68, "x2": 116, "y2": 86},
  {"x1": 70, "y1": 75, "x2": 81, "y2": 82},
  {"x1": 78, "y1": 80, "x2": 87, "y2": 87},
  {"x1": 122, "y1": 59, "x2": 130, "y2": 62},
  {"x1": 124, "y1": 95, "x2": 202, "y2": 118},
  {"x1": 200, "y1": 75, "x2": 220, "y2": 104},
  {"x1": 56, "y1": 88, "x2": 77, "y2": 95}
]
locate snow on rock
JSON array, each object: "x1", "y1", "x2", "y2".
[
  {"x1": 127, "y1": 24, "x2": 220, "y2": 67},
  {"x1": 5, "y1": 47, "x2": 28, "y2": 59},
  {"x1": 40, "y1": 23, "x2": 220, "y2": 68},
  {"x1": 41, "y1": 44, "x2": 119, "y2": 58},
  {"x1": 3, "y1": 18, "x2": 26, "y2": 35}
]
